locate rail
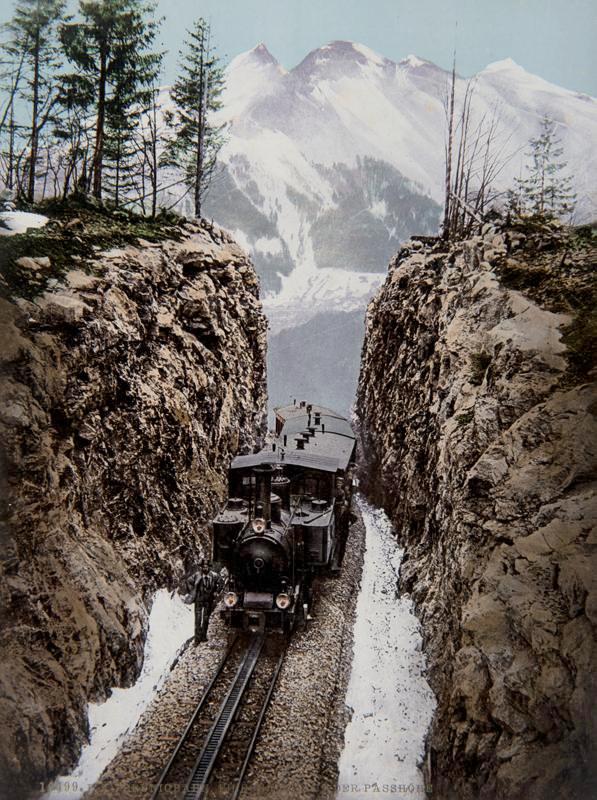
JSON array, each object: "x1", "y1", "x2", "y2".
[
  {"x1": 228, "y1": 646, "x2": 286, "y2": 800},
  {"x1": 149, "y1": 635, "x2": 240, "y2": 800},
  {"x1": 181, "y1": 635, "x2": 264, "y2": 800},
  {"x1": 151, "y1": 633, "x2": 286, "y2": 800}
]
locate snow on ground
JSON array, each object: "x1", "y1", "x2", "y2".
[
  {"x1": 337, "y1": 498, "x2": 436, "y2": 799},
  {"x1": 263, "y1": 264, "x2": 384, "y2": 334},
  {"x1": 0, "y1": 210, "x2": 48, "y2": 235},
  {"x1": 44, "y1": 590, "x2": 193, "y2": 800}
]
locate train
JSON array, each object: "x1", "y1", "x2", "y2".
[{"x1": 211, "y1": 401, "x2": 356, "y2": 634}]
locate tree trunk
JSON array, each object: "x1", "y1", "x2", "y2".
[
  {"x1": 7, "y1": 103, "x2": 15, "y2": 190},
  {"x1": 115, "y1": 135, "x2": 121, "y2": 206},
  {"x1": 41, "y1": 146, "x2": 49, "y2": 199},
  {"x1": 442, "y1": 59, "x2": 456, "y2": 240},
  {"x1": 194, "y1": 30, "x2": 206, "y2": 219},
  {"x1": 92, "y1": 45, "x2": 108, "y2": 199},
  {"x1": 27, "y1": 28, "x2": 41, "y2": 202},
  {"x1": 151, "y1": 97, "x2": 158, "y2": 218}
]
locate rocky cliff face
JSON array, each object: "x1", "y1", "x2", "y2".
[
  {"x1": 357, "y1": 223, "x2": 597, "y2": 799},
  {"x1": 0, "y1": 220, "x2": 267, "y2": 797}
]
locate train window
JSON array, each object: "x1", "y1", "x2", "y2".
[{"x1": 305, "y1": 478, "x2": 318, "y2": 496}]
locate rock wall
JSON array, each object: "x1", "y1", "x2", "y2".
[
  {"x1": 356, "y1": 225, "x2": 597, "y2": 799},
  {"x1": 0, "y1": 220, "x2": 267, "y2": 797}
]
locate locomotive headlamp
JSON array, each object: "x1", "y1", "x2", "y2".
[
  {"x1": 275, "y1": 592, "x2": 291, "y2": 610},
  {"x1": 224, "y1": 591, "x2": 238, "y2": 608},
  {"x1": 251, "y1": 518, "x2": 266, "y2": 534}
]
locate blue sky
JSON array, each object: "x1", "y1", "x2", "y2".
[
  {"x1": 0, "y1": 0, "x2": 594, "y2": 94},
  {"x1": 153, "y1": 0, "x2": 597, "y2": 95}
]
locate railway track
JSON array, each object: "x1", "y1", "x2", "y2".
[{"x1": 150, "y1": 633, "x2": 286, "y2": 800}]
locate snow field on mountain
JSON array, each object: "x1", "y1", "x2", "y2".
[
  {"x1": 156, "y1": 41, "x2": 595, "y2": 318},
  {"x1": 210, "y1": 41, "x2": 596, "y2": 312}
]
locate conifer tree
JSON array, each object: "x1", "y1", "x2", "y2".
[
  {"x1": 52, "y1": 79, "x2": 94, "y2": 198},
  {"x1": 162, "y1": 18, "x2": 225, "y2": 218},
  {"x1": 2, "y1": 0, "x2": 66, "y2": 202},
  {"x1": 60, "y1": 0, "x2": 162, "y2": 201},
  {"x1": 510, "y1": 117, "x2": 576, "y2": 218}
]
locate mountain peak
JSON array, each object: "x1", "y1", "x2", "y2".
[
  {"x1": 227, "y1": 42, "x2": 284, "y2": 73},
  {"x1": 293, "y1": 40, "x2": 389, "y2": 79},
  {"x1": 316, "y1": 40, "x2": 386, "y2": 63},
  {"x1": 399, "y1": 54, "x2": 427, "y2": 69},
  {"x1": 250, "y1": 43, "x2": 278, "y2": 64},
  {"x1": 483, "y1": 57, "x2": 523, "y2": 73}
]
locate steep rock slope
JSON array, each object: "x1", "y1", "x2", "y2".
[
  {"x1": 357, "y1": 225, "x2": 597, "y2": 799},
  {"x1": 0, "y1": 220, "x2": 267, "y2": 797}
]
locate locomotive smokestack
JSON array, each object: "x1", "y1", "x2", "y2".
[{"x1": 253, "y1": 464, "x2": 275, "y2": 525}]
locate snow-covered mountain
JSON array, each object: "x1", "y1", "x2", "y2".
[
  {"x1": 175, "y1": 40, "x2": 597, "y2": 309},
  {"x1": 159, "y1": 39, "x2": 596, "y2": 413},
  {"x1": 159, "y1": 41, "x2": 597, "y2": 415}
]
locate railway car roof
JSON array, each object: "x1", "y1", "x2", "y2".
[
  {"x1": 231, "y1": 450, "x2": 340, "y2": 472},
  {"x1": 280, "y1": 415, "x2": 354, "y2": 439},
  {"x1": 275, "y1": 413, "x2": 355, "y2": 471},
  {"x1": 231, "y1": 403, "x2": 355, "y2": 473},
  {"x1": 274, "y1": 403, "x2": 346, "y2": 422},
  {"x1": 278, "y1": 433, "x2": 354, "y2": 470}
]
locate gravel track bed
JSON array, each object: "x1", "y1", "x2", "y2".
[{"x1": 86, "y1": 511, "x2": 366, "y2": 800}]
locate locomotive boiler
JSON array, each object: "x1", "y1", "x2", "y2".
[{"x1": 211, "y1": 402, "x2": 356, "y2": 633}]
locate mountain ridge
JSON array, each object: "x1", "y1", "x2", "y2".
[{"x1": 157, "y1": 40, "x2": 597, "y2": 303}]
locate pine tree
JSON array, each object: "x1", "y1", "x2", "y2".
[
  {"x1": 60, "y1": 0, "x2": 162, "y2": 201},
  {"x1": 162, "y1": 18, "x2": 225, "y2": 219},
  {"x1": 52, "y1": 78, "x2": 95, "y2": 198},
  {"x1": 510, "y1": 117, "x2": 576, "y2": 219},
  {"x1": 2, "y1": 0, "x2": 67, "y2": 202}
]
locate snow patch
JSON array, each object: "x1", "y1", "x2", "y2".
[
  {"x1": 230, "y1": 227, "x2": 252, "y2": 254},
  {"x1": 0, "y1": 210, "x2": 48, "y2": 236},
  {"x1": 220, "y1": 45, "x2": 286, "y2": 121},
  {"x1": 263, "y1": 264, "x2": 384, "y2": 334},
  {"x1": 483, "y1": 57, "x2": 522, "y2": 73},
  {"x1": 254, "y1": 235, "x2": 283, "y2": 256},
  {"x1": 337, "y1": 499, "x2": 436, "y2": 799},
  {"x1": 44, "y1": 589, "x2": 193, "y2": 800},
  {"x1": 400, "y1": 54, "x2": 426, "y2": 68},
  {"x1": 370, "y1": 199, "x2": 387, "y2": 220},
  {"x1": 352, "y1": 42, "x2": 386, "y2": 66}
]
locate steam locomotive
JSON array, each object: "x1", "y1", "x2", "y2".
[{"x1": 211, "y1": 402, "x2": 356, "y2": 633}]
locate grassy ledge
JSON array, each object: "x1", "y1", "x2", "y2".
[{"x1": 0, "y1": 196, "x2": 187, "y2": 302}]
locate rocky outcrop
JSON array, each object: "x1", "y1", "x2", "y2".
[
  {"x1": 356, "y1": 225, "x2": 597, "y2": 799},
  {"x1": 0, "y1": 220, "x2": 267, "y2": 797}
]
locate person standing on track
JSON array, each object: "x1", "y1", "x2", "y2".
[{"x1": 183, "y1": 559, "x2": 221, "y2": 644}]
